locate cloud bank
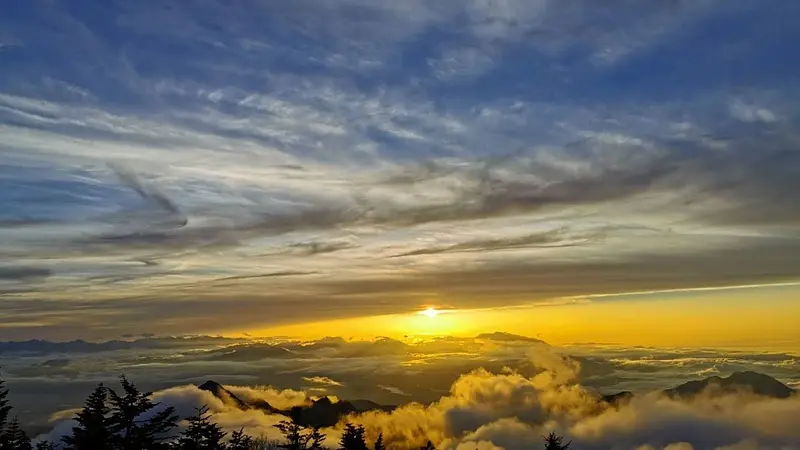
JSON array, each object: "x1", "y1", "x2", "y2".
[
  {"x1": 1, "y1": 335, "x2": 795, "y2": 446},
  {"x1": 35, "y1": 344, "x2": 800, "y2": 449}
]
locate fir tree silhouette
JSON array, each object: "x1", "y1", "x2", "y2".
[
  {"x1": 373, "y1": 433, "x2": 385, "y2": 450},
  {"x1": 61, "y1": 384, "x2": 114, "y2": 450},
  {"x1": 108, "y1": 375, "x2": 178, "y2": 450},
  {"x1": 228, "y1": 428, "x2": 253, "y2": 450},
  {"x1": 275, "y1": 420, "x2": 310, "y2": 450},
  {"x1": 0, "y1": 375, "x2": 11, "y2": 434},
  {"x1": 0, "y1": 374, "x2": 32, "y2": 450},
  {"x1": 175, "y1": 405, "x2": 227, "y2": 450},
  {"x1": 308, "y1": 427, "x2": 326, "y2": 450},
  {"x1": 543, "y1": 432, "x2": 571, "y2": 450},
  {"x1": 338, "y1": 423, "x2": 368, "y2": 450},
  {"x1": 34, "y1": 442, "x2": 56, "y2": 450},
  {"x1": 0, "y1": 417, "x2": 32, "y2": 450}
]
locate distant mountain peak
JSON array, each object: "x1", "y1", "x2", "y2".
[
  {"x1": 198, "y1": 379, "x2": 394, "y2": 428},
  {"x1": 197, "y1": 380, "x2": 223, "y2": 391},
  {"x1": 728, "y1": 371, "x2": 779, "y2": 384},
  {"x1": 313, "y1": 396, "x2": 334, "y2": 406},
  {"x1": 601, "y1": 371, "x2": 795, "y2": 405},
  {"x1": 197, "y1": 380, "x2": 249, "y2": 409},
  {"x1": 665, "y1": 371, "x2": 794, "y2": 399},
  {"x1": 602, "y1": 391, "x2": 634, "y2": 406},
  {"x1": 475, "y1": 332, "x2": 547, "y2": 344}
]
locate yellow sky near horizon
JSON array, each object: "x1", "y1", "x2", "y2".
[{"x1": 241, "y1": 284, "x2": 800, "y2": 353}]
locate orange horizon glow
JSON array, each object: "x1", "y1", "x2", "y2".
[{"x1": 229, "y1": 285, "x2": 800, "y2": 354}]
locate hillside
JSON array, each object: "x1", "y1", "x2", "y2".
[{"x1": 198, "y1": 380, "x2": 396, "y2": 428}]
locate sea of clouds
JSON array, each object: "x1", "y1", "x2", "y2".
[{"x1": 2, "y1": 334, "x2": 797, "y2": 449}]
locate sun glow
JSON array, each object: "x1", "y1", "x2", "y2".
[{"x1": 420, "y1": 307, "x2": 440, "y2": 318}]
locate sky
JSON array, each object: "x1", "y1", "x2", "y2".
[{"x1": 1, "y1": 0, "x2": 799, "y2": 348}]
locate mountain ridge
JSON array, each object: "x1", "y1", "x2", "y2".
[
  {"x1": 197, "y1": 380, "x2": 395, "y2": 428},
  {"x1": 603, "y1": 371, "x2": 795, "y2": 405},
  {"x1": 664, "y1": 370, "x2": 795, "y2": 399}
]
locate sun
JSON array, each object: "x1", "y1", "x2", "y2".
[
  {"x1": 420, "y1": 307, "x2": 440, "y2": 318},
  {"x1": 402, "y1": 306, "x2": 464, "y2": 336}
]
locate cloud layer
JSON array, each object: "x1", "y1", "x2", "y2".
[
  {"x1": 3, "y1": 335, "x2": 798, "y2": 441},
  {"x1": 31, "y1": 341, "x2": 800, "y2": 449}
]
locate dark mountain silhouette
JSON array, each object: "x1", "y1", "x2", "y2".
[
  {"x1": 664, "y1": 371, "x2": 795, "y2": 399},
  {"x1": 288, "y1": 396, "x2": 357, "y2": 428},
  {"x1": 249, "y1": 398, "x2": 280, "y2": 413},
  {"x1": 197, "y1": 380, "x2": 251, "y2": 410},
  {"x1": 205, "y1": 345, "x2": 296, "y2": 361},
  {"x1": 0, "y1": 336, "x2": 242, "y2": 355},
  {"x1": 602, "y1": 371, "x2": 795, "y2": 404},
  {"x1": 349, "y1": 399, "x2": 394, "y2": 412},
  {"x1": 475, "y1": 332, "x2": 547, "y2": 344},
  {"x1": 197, "y1": 380, "x2": 395, "y2": 428},
  {"x1": 601, "y1": 391, "x2": 634, "y2": 405}
]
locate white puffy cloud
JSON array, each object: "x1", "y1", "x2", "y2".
[
  {"x1": 152, "y1": 385, "x2": 293, "y2": 440},
  {"x1": 228, "y1": 385, "x2": 313, "y2": 410},
  {"x1": 328, "y1": 347, "x2": 800, "y2": 450},
  {"x1": 302, "y1": 377, "x2": 345, "y2": 387},
  {"x1": 730, "y1": 100, "x2": 779, "y2": 124}
]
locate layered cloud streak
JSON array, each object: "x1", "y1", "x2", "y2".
[{"x1": 1, "y1": 0, "x2": 799, "y2": 338}]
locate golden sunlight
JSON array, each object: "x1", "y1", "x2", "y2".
[{"x1": 419, "y1": 307, "x2": 440, "y2": 318}]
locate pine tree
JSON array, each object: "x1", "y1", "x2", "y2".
[
  {"x1": 0, "y1": 376, "x2": 11, "y2": 433},
  {"x1": 543, "y1": 432, "x2": 571, "y2": 450},
  {"x1": 34, "y1": 442, "x2": 56, "y2": 450},
  {"x1": 0, "y1": 417, "x2": 32, "y2": 450},
  {"x1": 250, "y1": 436, "x2": 283, "y2": 450},
  {"x1": 419, "y1": 441, "x2": 435, "y2": 450},
  {"x1": 175, "y1": 406, "x2": 227, "y2": 450},
  {"x1": 108, "y1": 375, "x2": 178, "y2": 450},
  {"x1": 308, "y1": 427, "x2": 326, "y2": 450},
  {"x1": 228, "y1": 428, "x2": 253, "y2": 450},
  {"x1": 373, "y1": 433, "x2": 384, "y2": 450},
  {"x1": 61, "y1": 384, "x2": 114, "y2": 450},
  {"x1": 275, "y1": 420, "x2": 309, "y2": 450},
  {"x1": 338, "y1": 424, "x2": 368, "y2": 450}
]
